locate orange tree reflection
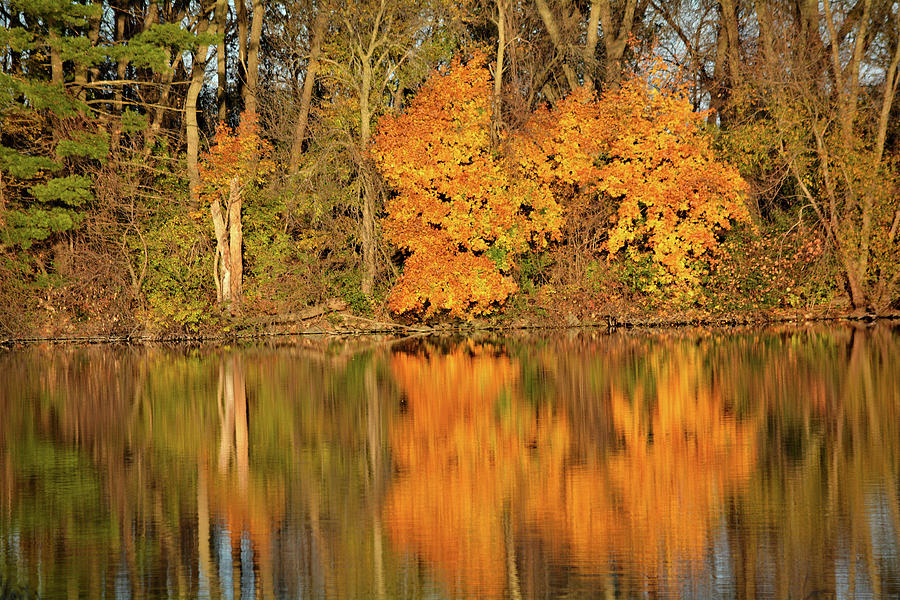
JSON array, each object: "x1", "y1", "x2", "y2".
[{"x1": 384, "y1": 339, "x2": 758, "y2": 597}]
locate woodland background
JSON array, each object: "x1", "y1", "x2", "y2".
[{"x1": 1, "y1": 0, "x2": 899, "y2": 337}]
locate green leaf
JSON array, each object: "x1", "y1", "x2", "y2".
[
  {"x1": 0, "y1": 26, "x2": 35, "y2": 52},
  {"x1": 7, "y1": 0, "x2": 99, "y2": 26},
  {"x1": 56, "y1": 131, "x2": 110, "y2": 162},
  {"x1": 30, "y1": 175, "x2": 93, "y2": 207},
  {"x1": 0, "y1": 73, "x2": 86, "y2": 116},
  {"x1": 2, "y1": 205, "x2": 82, "y2": 248},
  {"x1": 0, "y1": 146, "x2": 60, "y2": 178},
  {"x1": 122, "y1": 110, "x2": 149, "y2": 134},
  {"x1": 133, "y1": 23, "x2": 203, "y2": 53}
]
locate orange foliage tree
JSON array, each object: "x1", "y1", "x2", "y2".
[
  {"x1": 372, "y1": 53, "x2": 563, "y2": 317},
  {"x1": 383, "y1": 341, "x2": 757, "y2": 597},
  {"x1": 195, "y1": 113, "x2": 273, "y2": 309},
  {"x1": 515, "y1": 60, "x2": 751, "y2": 294},
  {"x1": 384, "y1": 345, "x2": 570, "y2": 597}
]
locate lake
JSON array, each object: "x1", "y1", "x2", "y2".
[{"x1": 1, "y1": 324, "x2": 898, "y2": 599}]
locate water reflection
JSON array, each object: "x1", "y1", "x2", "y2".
[
  {"x1": 385, "y1": 344, "x2": 551, "y2": 598},
  {"x1": 0, "y1": 325, "x2": 898, "y2": 598}
]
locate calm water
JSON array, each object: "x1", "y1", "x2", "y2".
[{"x1": 1, "y1": 325, "x2": 898, "y2": 599}]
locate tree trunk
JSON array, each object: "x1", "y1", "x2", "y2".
[
  {"x1": 48, "y1": 31, "x2": 63, "y2": 85},
  {"x1": 718, "y1": 0, "x2": 741, "y2": 86},
  {"x1": 348, "y1": 0, "x2": 391, "y2": 298},
  {"x1": 114, "y1": 5, "x2": 128, "y2": 116},
  {"x1": 823, "y1": 0, "x2": 872, "y2": 146},
  {"x1": 135, "y1": 1, "x2": 159, "y2": 143},
  {"x1": 114, "y1": 4, "x2": 127, "y2": 71},
  {"x1": 706, "y1": 0, "x2": 740, "y2": 124},
  {"x1": 583, "y1": 0, "x2": 601, "y2": 90},
  {"x1": 73, "y1": 3, "x2": 101, "y2": 99},
  {"x1": 85, "y1": 7, "x2": 102, "y2": 89},
  {"x1": 361, "y1": 174, "x2": 377, "y2": 297},
  {"x1": 844, "y1": 254, "x2": 868, "y2": 309},
  {"x1": 360, "y1": 59, "x2": 372, "y2": 142},
  {"x1": 228, "y1": 180, "x2": 243, "y2": 307},
  {"x1": 360, "y1": 59, "x2": 376, "y2": 296},
  {"x1": 244, "y1": 0, "x2": 264, "y2": 115},
  {"x1": 186, "y1": 6, "x2": 212, "y2": 194},
  {"x1": 842, "y1": 0, "x2": 872, "y2": 145},
  {"x1": 753, "y1": 0, "x2": 775, "y2": 72},
  {"x1": 709, "y1": 9, "x2": 729, "y2": 123},
  {"x1": 491, "y1": 0, "x2": 506, "y2": 150},
  {"x1": 109, "y1": 7, "x2": 130, "y2": 149},
  {"x1": 534, "y1": 0, "x2": 579, "y2": 92},
  {"x1": 813, "y1": 124, "x2": 871, "y2": 309},
  {"x1": 216, "y1": 0, "x2": 228, "y2": 121},
  {"x1": 210, "y1": 189, "x2": 232, "y2": 305},
  {"x1": 209, "y1": 178, "x2": 244, "y2": 309},
  {"x1": 597, "y1": 0, "x2": 638, "y2": 85},
  {"x1": 143, "y1": 52, "x2": 182, "y2": 156},
  {"x1": 798, "y1": 0, "x2": 821, "y2": 54},
  {"x1": 142, "y1": 3, "x2": 158, "y2": 36},
  {"x1": 875, "y1": 9, "x2": 900, "y2": 165},
  {"x1": 288, "y1": 5, "x2": 329, "y2": 174},
  {"x1": 236, "y1": 0, "x2": 249, "y2": 106}
]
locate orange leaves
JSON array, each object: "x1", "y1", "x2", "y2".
[
  {"x1": 385, "y1": 238, "x2": 519, "y2": 317},
  {"x1": 597, "y1": 76, "x2": 751, "y2": 288},
  {"x1": 195, "y1": 112, "x2": 274, "y2": 206},
  {"x1": 375, "y1": 53, "x2": 747, "y2": 312},
  {"x1": 517, "y1": 61, "x2": 751, "y2": 292},
  {"x1": 372, "y1": 53, "x2": 562, "y2": 317}
]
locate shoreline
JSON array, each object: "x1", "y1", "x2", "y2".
[{"x1": 3, "y1": 309, "x2": 898, "y2": 346}]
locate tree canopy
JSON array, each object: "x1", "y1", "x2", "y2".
[{"x1": 1, "y1": 0, "x2": 898, "y2": 335}]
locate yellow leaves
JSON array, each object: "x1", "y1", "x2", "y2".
[
  {"x1": 373, "y1": 53, "x2": 563, "y2": 318},
  {"x1": 195, "y1": 112, "x2": 273, "y2": 206},
  {"x1": 517, "y1": 65, "x2": 750, "y2": 292},
  {"x1": 386, "y1": 242, "x2": 518, "y2": 317},
  {"x1": 375, "y1": 52, "x2": 748, "y2": 310}
]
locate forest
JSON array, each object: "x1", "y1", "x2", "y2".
[{"x1": 1, "y1": 0, "x2": 899, "y2": 337}]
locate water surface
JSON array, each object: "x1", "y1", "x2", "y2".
[{"x1": 1, "y1": 324, "x2": 898, "y2": 598}]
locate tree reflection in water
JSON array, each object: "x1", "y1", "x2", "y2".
[
  {"x1": 203, "y1": 353, "x2": 280, "y2": 599},
  {"x1": 383, "y1": 340, "x2": 756, "y2": 597},
  {"x1": 0, "y1": 325, "x2": 897, "y2": 598}
]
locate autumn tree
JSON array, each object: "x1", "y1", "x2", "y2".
[
  {"x1": 385, "y1": 345, "x2": 570, "y2": 597},
  {"x1": 651, "y1": 0, "x2": 900, "y2": 310},
  {"x1": 314, "y1": 0, "x2": 453, "y2": 298},
  {"x1": 530, "y1": 0, "x2": 646, "y2": 96},
  {"x1": 372, "y1": 53, "x2": 563, "y2": 317},
  {"x1": 739, "y1": 0, "x2": 900, "y2": 310},
  {"x1": 515, "y1": 60, "x2": 750, "y2": 294},
  {"x1": 195, "y1": 113, "x2": 274, "y2": 309}
]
